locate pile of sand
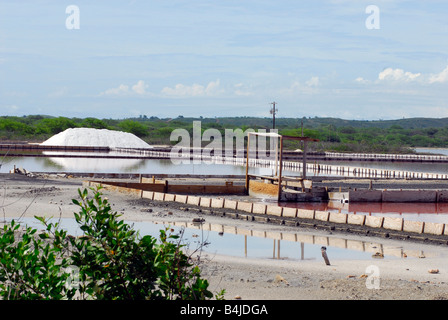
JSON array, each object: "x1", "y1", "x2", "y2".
[{"x1": 41, "y1": 128, "x2": 152, "y2": 149}]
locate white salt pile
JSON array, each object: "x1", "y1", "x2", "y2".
[{"x1": 41, "y1": 128, "x2": 153, "y2": 149}]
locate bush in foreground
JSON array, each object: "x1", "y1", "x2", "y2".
[{"x1": 0, "y1": 186, "x2": 220, "y2": 300}]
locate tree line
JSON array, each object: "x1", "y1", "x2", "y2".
[{"x1": 2, "y1": 115, "x2": 448, "y2": 153}]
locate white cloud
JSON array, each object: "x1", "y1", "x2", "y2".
[
  {"x1": 429, "y1": 66, "x2": 448, "y2": 84},
  {"x1": 132, "y1": 80, "x2": 148, "y2": 94},
  {"x1": 101, "y1": 84, "x2": 130, "y2": 96},
  {"x1": 233, "y1": 83, "x2": 253, "y2": 96},
  {"x1": 100, "y1": 80, "x2": 148, "y2": 96},
  {"x1": 305, "y1": 76, "x2": 319, "y2": 87},
  {"x1": 378, "y1": 68, "x2": 421, "y2": 82},
  {"x1": 161, "y1": 79, "x2": 222, "y2": 97},
  {"x1": 161, "y1": 83, "x2": 204, "y2": 96},
  {"x1": 355, "y1": 77, "x2": 369, "y2": 84},
  {"x1": 205, "y1": 79, "x2": 221, "y2": 95},
  {"x1": 48, "y1": 87, "x2": 68, "y2": 98},
  {"x1": 284, "y1": 76, "x2": 320, "y2": 95},
  {"x1": 358, "y1": 65, "x2": 448, "y2": 86}
]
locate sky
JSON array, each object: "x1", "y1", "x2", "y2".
[{"x1": 0, "y1": 0, "x2": 447, "y2": 120}]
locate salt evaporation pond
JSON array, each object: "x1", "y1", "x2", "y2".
[
  {"x1": 1, "y1": 131, "x2": 446, "y2": 262},
  {"x1": 4, "y1": 128, "x2": 448, "y2": 176},
  {"x1": 1, "y1": 127, "x2": 282, "y2": 175},
  {"x1": 0, "y1": 154, "x2": 277, "y2": 176},
  {"x1": 6, "y1": 217, "x2": 415, "y2": 262},
  {"x1": 3, "y1": 150, "x2": 448, "y2": 177},
  {"x1": 278, "y1": 201, "x2": 448, "y2": 225},
  {"x1": 2, "y1": 128, "x2": 448, "y2": 224}
]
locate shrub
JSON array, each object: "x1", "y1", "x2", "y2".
[
  {"x1": 0, "y1": 186, "x2": 216, "y2": 300},
  {"x1": 0, "y1": 217, "x2": 75, "y2": 299},
  {"x1": 35, "y1": 117, "x2": 78, "y2": 135},
  {"x1": 119, "y1": 120, "x2": 148, "y2": 137}
]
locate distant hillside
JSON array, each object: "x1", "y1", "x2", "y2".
[
  {"x1": 157, "y1": 116, "x2": 448, "y2": 130},
  {"x1": 3, "y1": 115, "x2": 448, "y2": 153},
  {"x1": 297, "y1": 117, "x2": 448, "y2": 129},
  {"x1": 189, "y1": 117, "x2": 448, "y2": 130}
]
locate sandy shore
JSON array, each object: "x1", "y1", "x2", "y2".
[{"x1": 2, "y1": 173, "x2": 448, "y2": 301}]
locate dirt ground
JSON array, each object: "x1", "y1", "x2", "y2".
[{"x1": 2, "y1": 173, "x2": 448, "y2": 302}]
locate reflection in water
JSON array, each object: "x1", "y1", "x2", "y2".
[
  {"x1": 1, "y1": 153, "x2": 251, "y2": 175},
  {"x1": 343, "y1": 202, "x2": 448, "y2": 224},
  {"x1": 318, "y1": 159, "x2": 448, "y2": 175},
  {"x1": 153, "y1": 220, "x2": 429, "y2": 261},
  {"x1": 280, "y1": 201, "x2": 448, "y2": 214},
  {"x1": 415, "y1": 148, "x2": 448, "y2": 156},
  {"x1": 3, "y1": 152, "x2": 448, "y2": 224},
  {"x1": 4, "y1": 217, "x2": 430, "y2": 261},
  {"x1": 4, "y1": 150, "x2": 448, "y2": 176},
  {"x1": 47, "y1": 157, "x2": 147, "y2": 172},
  {"x1": 347, "y1": 202, "x2": 448, "y2": 215}
]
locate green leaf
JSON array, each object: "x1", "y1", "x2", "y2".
[{"x1": 38, "y1": 233, "x2": 50, "y2": 240}]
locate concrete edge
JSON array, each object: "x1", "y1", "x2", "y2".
[{"x1": 88, "y1": 181, "x2": 448, "y2": 238}]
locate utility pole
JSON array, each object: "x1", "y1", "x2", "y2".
[
  {"x1": 301, "y1": 119, "x2": 304, "y2": 149},
  {"x1": 270, "y1": 102, "x2": 278, "y2": 130}
]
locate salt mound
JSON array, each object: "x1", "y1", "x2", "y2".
[{"x1": 41, "y1": 128, "x2": 152, "y2": 149}]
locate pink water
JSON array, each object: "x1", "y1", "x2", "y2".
[{"x1": 278, "y1": 201, "x2": 448, "y2": 224}]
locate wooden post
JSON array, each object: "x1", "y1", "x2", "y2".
[
  {"x1": 302, "y1": 140, "x2": 307, "y2": 179},
  {"x1": 277, "y1": 136, "x2": 283, "y2": 202},
  {"x1": 321, "y1": 246, "x2": 331, "y2": 265},
  {"x1": 273, "y1": 239, "x2": 276, "y2": 259},
  {"x1": 245, "y1": 133, "x2": 250, "y2": 195},
  {"x1": 300, "y1": 242, "x2": 304, "y2": 260},
  {"x1": 277, "y1": 239, "x2": 280, "y2": 259}
]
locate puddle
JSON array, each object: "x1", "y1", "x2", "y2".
[
  {"x1": 151, "y1": 220, "x2": 427, "y2": 261},
  {"x1": 3, "y1": 217, "x2": 432, "y2": 262}
]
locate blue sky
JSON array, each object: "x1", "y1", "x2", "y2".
[{"x1": 1, "y1": 0, "x2": 447, "y2": 120}]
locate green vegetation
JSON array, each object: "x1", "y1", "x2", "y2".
[
  {"x1": 0, "y1": 186, "x2": 221, "y2": 300},
  {"x1": 3, "y1": 114, "x2": 448, "y2": 153}
]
